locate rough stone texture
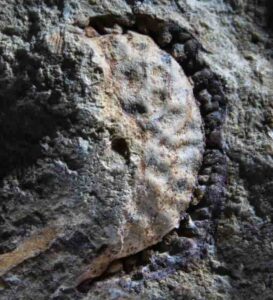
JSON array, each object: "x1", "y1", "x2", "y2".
[
  {"x1": 0, "y1": 0, "x2": 273, "y2": 299},
  {"x1": 0, "y1": 2, "x2": 204, "y2": 298}
]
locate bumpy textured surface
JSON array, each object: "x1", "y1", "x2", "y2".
[
  {"x1": 0, "y1": 6, "x2": 203, "y2": 298},
  {"x1": 0, "y1": 0, "x2": 273, "y2": 299}
]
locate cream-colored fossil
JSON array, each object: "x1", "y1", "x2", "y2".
[{"x1": 77, "y1": 31, "x2": 204, "y2": 283}]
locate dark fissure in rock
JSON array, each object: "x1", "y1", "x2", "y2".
[{"x1": 111, "y1": 137, "x2": 130, "y2": 163}]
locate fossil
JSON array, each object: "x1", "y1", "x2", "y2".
[{"x1": 76, "y1": 31, "x2": 204, "y2": 283}]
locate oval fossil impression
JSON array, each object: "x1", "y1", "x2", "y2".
[
  {"x1": 77, "y1": 31, "x2": 204, "y2": 282},
  {"x1": 0, "y1": 31, "x2": 203, "y2": 286}
]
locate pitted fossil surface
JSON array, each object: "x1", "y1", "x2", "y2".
[
  {"x1": 76, "y1": 31, "x2": 203, "y2": 282},
  {"x1": 0, "y1": 26, "x2": 203, "y2": 293}
]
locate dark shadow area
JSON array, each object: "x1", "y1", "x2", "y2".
[
  {"x1": 111, "y1": 137, "x2": 130, "y2": 164},
  {"x1": 0, "y1": 49, "x2": 70, "y2": 183},
  {"x1": 266, "y1": 0, "x2": 273, "y2": 30},
  {"x1": 238, "y1": 155, "x2": 273, "y2": 218}
]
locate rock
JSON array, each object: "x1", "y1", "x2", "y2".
[
  {"x1": 0, "y1": 28, "x2": 203, "y2": 296},
  {"x1": 0, "y1": 0, "x2": 272, "y2": 299},
  {"x1": 197, "y1": 89, "x2": 212, "y2": 105},
  {"x1": 178, "y1": 215, "x2": 200, "y2": 237},
  {"x1": 171, "y1": 43, "x2": 187, "y2": 62},
  {"x1": 169, "y1": 237, "x2": 197, "y2": 255},
  {"x1": 155, "y1": 29, "x2": 172, "y2": 47},
  {"x1": 203, "y1": 101, "x2": 220, "y2": 114},
  {"x1": 194, "y1": 185, "x2": 207, "y2": 201},
  {"x1": 184, "y1": 39, "x2": 199, "y2": 59},
  {"x1": 192, "y1": 68, "x2": 214, "y2": 91},
  {"x1": 84, "y1": 26, "x2": 99, "y2": 38},
  {"x1": 204, "y1": 111, "x2": 223, "y2": 129},
  {"x1": 176, "y1": 31, "x2": 192, "y2": 43},
  {"x1": 193, "y1": 208, "x2": 212, "y2": 220},
  {"x1": 207, "y1": 130, "x2": 223, "y2": 149},
  {"x1": 203, "y1": 150, "x2": 226, "y2": 166},
  {"x1": 186, "y1": 56, "x2": 206, "y2": 74},
  {"x1": 106, "y1": 260, "x2": 123, "y2": 275},
  {"x1": 213, "y1": 94, "x2": 226, "y2": 106},
  {"x1": 198, "y1": 175, "x2": 210, "y2": 184}
]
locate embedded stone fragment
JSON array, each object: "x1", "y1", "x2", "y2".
[
  {"x1": 76, "y1": 31, "x2": 204, "y2": 282},
  {"x1": 0, "y1": 227, "x2": 59, "y2": 276}
]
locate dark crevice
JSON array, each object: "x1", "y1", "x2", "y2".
[
  {"x1": 266, "y1": 0, "x2": 273, "y2": 30},
  {"x1": 88, "y1": 14, "x2": 134, "y2": 34},
  {"x1": 111, "y1": 137, "x2": 130, "y2": 164},
  {"x1": 0, "y1": 42, "x2": 78, "y2": 184},
  {"x1": 174, "y1": 0, "x2": 186, "y2": 14}
]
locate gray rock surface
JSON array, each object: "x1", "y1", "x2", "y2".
[{"x1": 0, "y1": 0, "x2": 272, "y2": 299}]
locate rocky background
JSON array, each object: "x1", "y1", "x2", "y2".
[{"x1": 0, "y1": 0, "x2": 272, "y2": 299}]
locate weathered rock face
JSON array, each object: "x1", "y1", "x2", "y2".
[
  {"x1": 0, "y1": 16, "x2": 203, "y2": 297},
  {"x1": 0, "y1": 0, "x2": 272, "y2": 299}
]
